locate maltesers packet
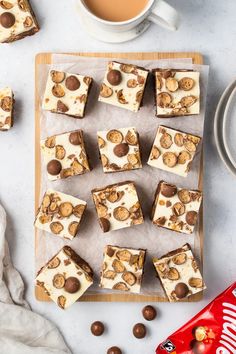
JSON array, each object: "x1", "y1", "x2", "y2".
[{"x1": 156, "y1": 281, "x2": 236, "y2": 354}]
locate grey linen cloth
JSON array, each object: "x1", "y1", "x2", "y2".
[{"x1": 0, "y1": 204, "x2": 72, "y2": 354}]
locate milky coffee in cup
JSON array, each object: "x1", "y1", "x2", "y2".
[{"x1": 83, "y1": 0, "x2": 149, "y2": 22}]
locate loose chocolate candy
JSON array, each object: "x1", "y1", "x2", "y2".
[
  {"x1": 107, "y1": 347, "x2": 122, "y2": 354},
  {"x1": 160, "y1": 183, "x2": 177, "y2": 198},
  {"x1": 99, "y1": 217, "x2": 110, "y2": 232},
  {"x1": 113, "y1": 143, "x2": 129, "y2": 157},
  {"x1": 64, "y1": 277, "x2": 80, "y2": 293},
  {"x1": 186, "y1": 211, "x2": 198, "y2": 225},
  {"x1": 69, "y1": 132, "x2": 81, "y2": 145},
  {"x1": 47, "y1": 160, "x2": 62, "y2": 175},
  {"x1": 175, "y1": 282, "x2": 189, "y2": 299},
  {"x1": 90, "y1": 321, "x2": 105, "y2": 336},
  {"x1": 142, "y1": 305, "x2": 157, "y2": 321},
  {"x1": 133, "y1": 323, "x2": 146, "y2": 339},
  {"x1": 107, "y1": 70, "x2": 122, "y2": 86},
  {"x1": 65, "y1": 75, "x2": 80, "y2": 91},
  {"x1": 0, "y1": 12, "x2": 15, "y2": 28}
]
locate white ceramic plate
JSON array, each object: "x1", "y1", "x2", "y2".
[
  {"x1": 223, "y1": 85, "x2": 236, "y2": 168},
  {"x1": 214, "y1": 79, "x2": 236, "y2": 176}
]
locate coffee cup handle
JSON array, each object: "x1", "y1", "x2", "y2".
[{"x1": 148, "y1": 0, "x2": 180, "y2": 31}]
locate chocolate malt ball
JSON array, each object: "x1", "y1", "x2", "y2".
[
  {"x1": 133, "y1": 323, "x2": 146, "y2": 339},
  {"x1": 107, "y1": 346, "x2": 122, "y2": 354},
  {"x1": 107, "y1": 70, "x2": 122, "y2": 86},
  {"x1": 90, "y1": 321, "x2": 105, "y2": 336},
  {"x1": 142, "y1": 305, "x2": 157, "y2": 321}
]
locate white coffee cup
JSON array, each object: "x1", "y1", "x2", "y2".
[{"x1": 79, "y1": 0, "x2": 180, "y2": 33}]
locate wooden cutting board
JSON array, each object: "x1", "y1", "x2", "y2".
[{"x1": 35, "y1": 52, "x2": 204, "y2": 302}]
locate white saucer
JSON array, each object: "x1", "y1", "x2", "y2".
[
  {"x1": 222, "y1": 85, "x2": 236, "y2": 168},
  {"x1": 214, "y1": 79, "x2": 236, "y2": 176},
  {"x1": 78, "y1": 11, "x2": 151, "y2": 43}
]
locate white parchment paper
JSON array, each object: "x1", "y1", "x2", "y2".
[{"x1": 36, "y1": 54, "x2": 209, "y2": 297}]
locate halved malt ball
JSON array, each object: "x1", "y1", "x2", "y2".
[
  {"x1": 122, "y1": 271, "x2": 136, "y2": 286},
  {"x1": 53, "y1": 273, "x2": 65, "y2": 289},
  {"x1": 0, "y1": 1, "x2": 13, "y2": 9},
  {"x1": 184, "y1": 139, "x2": 197, "y2": 152},
  {"x1": 127, "y1": 79, "x2": 138, "y2": 88},
  {"x1": 100, "y1": 83, "x2": 113, "y2": 98},
  {"x1": 112, "y1": 259, "x2": 125, "y2": 273},
  {"x1": 172, "y1": 253, "x2": 187, "y2": 265},
  {"x1": 59, "y1": 202, "x2": 73, "y2": 217},
  {"x1": 150, "y1": 146, "x2": 160, "y2": 160},
  {"x1": 136, "y1": 90, "x2": 143, "y2": 103},
  {"x1": 68, "y1": 221, "x2": 79, "y2": 237},
  {"x1": 23, "y1": 16, "x2": 33, "y2": 28},
  {"x1": 106, "y1": 130, "x2": 123, "y2": 144},
  {"x1": 112, "y1": 282, "x2": 129, "y2": 291},
  {"x1": 45, "y1": 136, "x2": 56, "y2": 148},
  {"x1": 160, "y1": 133, "x2": 173, "y2": 149},
  {"x1": 186, "y1": 210, "x2": 198, "y2": 225},
  {"x1": 0, "y1": 96, "x2": 12, "y2": 111},
  {"x1": 166, "y1": 77, "x2": 179, "y2": 92},
  {"x1": 50, "y1": 221, "x2": 63, "y2": 234},
  {"x1": 57, "y1": 295, "x2": 66, "y2": 309},
  {"x1": 73, "y1": 204, "x2": 85, "y2": 218},
  {"x1": 55, "y1": 145, "x2": 66, "y2": 160},
  {"x1": 179, "y1": 77, "x2": 195, "y2": 91},
  {"x1": 98, "y1": 136, "x2": 106, "y2": 149},
  {"x1": 173, "y1": 202, "x2": 185, "y2": 216},
  {"x1": 174, "y1": 133, "x2": 184, "y2": 147},
  {"x1": 180, "y1": 95, "x2": 197, "y2": 108},
  {"x1": 127, "y1": 153, "x2": 139, "y2": 166},
  {"x1": 113, "y1": 206, "x2": 130, "y2": 221},
  {"x1": 188, "y1": 277, "x2": 203, "y2": 288},
  {"x1": 157, "y1": 92, "x2": 172, "y2": 108},
  {"x1": 178, "y1": 189, "x2": 191, "y2": 204},
  {"x1": 57, "y1": 100, "x2": 69, "y2": 113},
  {"x1": 167, "y1": 267, "x2": 180, "y2": 280},
  {"x1": 162, "y1": 152, "x2": 177, "y2": 167},
  {"x1": 117, "y1": 89, "x2": 128, "y2": 104},
  {"x1": 116, "y1": 250, "x2": 132, "y2": 262},
  {"x1": 50, "y1": 70, "x2": 65, "y2": 83},
  {"x1": 99, "y1": 217, "x2": 110, "y2": 232},
  {"x1": 48, "y1": 257, "x2": 60, "y2": 269},
  {"x1": 52, "y1": 84, "x2": 65, "y2": 98},
  {"x1": 178, "y1": 151, "x2": 191, "y2": 164},
  {"x1": 107, "y1": 191, "x2": 124, "y2": 203},
  {"x1": 125, "y1": 130, "x2": 138, "y2": 145}
]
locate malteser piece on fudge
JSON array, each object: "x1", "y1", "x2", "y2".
[
  {"x1": 0, "y1": 0, "x2": 39, "y2": 43},
  {"x1": 151, "y1": 181, "x2": 202, "y2": 234},
  {"x1": 153, "y1": 69, "x2": 200, "y2": 117},
  {"x1": 34, "y1": 190, "x2": 86, "y2": 240},
  {"x1": 0, "y1": 87, "x2": 13, "y2": 130},
  {"x1": 97, "y1": 127, "x2": 142, "y2": 173},
  {"x1": 41, "y1": 129, "x2": 90, "y2": 181},
  {"x1": 153, "y1": 243, "x2": 206, "y2": 302},
  {"x1": 92, "y1": 181, "x2": 144, "y2": 233},
  {"x1": 36, "y1": 246, "x2": 93, "y2": 309},
  {"x1": 98, "y1": 61, "x2": 149, "y2": 112},
  {"x1": 42, "y1": 70, "x2": 93, "y2": 118},
  {"x1": 100, "y1": 245, "x2": 146, "y2": 294},
  {"x1": 148, "y1": 125, "x2": 201, "y2": 177}
]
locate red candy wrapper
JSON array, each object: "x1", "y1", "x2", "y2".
[{"x1": 156, "y1": 282, "x2": 236, "y2": 354}]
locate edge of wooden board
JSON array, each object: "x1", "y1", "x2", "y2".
[{"x1": 35, "y1": 52, "x2": 204, "y2": 303}]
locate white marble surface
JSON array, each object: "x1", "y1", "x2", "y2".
[{"x1": 0, "y1": 1, "x2": 235, "y2": 353}]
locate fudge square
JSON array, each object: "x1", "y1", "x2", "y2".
[
  {"x1": 148, "y1": 125, "x2": 201, "y2": 177},
  {"x1": 34, "y1": 189, "x2": 87, "y2": 240},
  {"x1": 97, "y1": 127, "x2": 142, "y2": 173},
  {"x1": 153, "y1": 69, "x2": 200, "y2": 117},
  {"x1": 151, "y1": 181, "x2": 202, "y2": 234},
  {"x1": 153, "y1": 243, "x2": 206, "y2": 302},
  {"x1": 100, "y1": 245, "x2": 146, "y2": 294},
  {"x1": 0, "y1": 0, "x2": 39, "y2": 43},
  {"x1": 98, "y1": 61, "x2": 149, "y2": 112},
  {"x1": 0, "y1": 87, "x2": 14, "y2": 131},
  {"x1": 41, "y1": 129, "x2": 90, "y2": 181},
  {"x1": 42, "y1": 70, "x2": 93, "y2": 118},
  {"x1": 36, "y1": 246, "x2": 93, "y2": 309},
  {"x1": 92, "y1": 181, "x2": 144, "y2": 233}
]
